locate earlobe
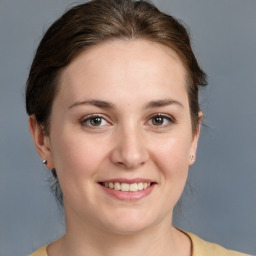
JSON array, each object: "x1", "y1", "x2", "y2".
[{"x1": 28, "y1": 115, "x2": 54, "y2": 169}]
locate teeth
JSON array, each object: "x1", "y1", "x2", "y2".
[
  {"x1": 138, "y1": 182, "x2": 144, "y2": 191},
  {"x1": 103, "y1": 182, "x2": 151, "y2": 192},
  {"x1": 129, "y1": 183, "x2": 138, "y2": 192},
  {"x1": 114, "y1": 182, "x2": 121, "y2": 191},
  {"x1": 121, "y1": 183, "x2": 130, "y2": 191}
]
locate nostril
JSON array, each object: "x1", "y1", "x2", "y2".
[{"x1": 117, "y1": 161, "x2": 126, "y2": 166}]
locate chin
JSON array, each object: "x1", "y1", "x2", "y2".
[
  {"x1": 100, "y1": 208, "x2": 162, "y2": 235},
  {"x1": 105, "y1": 221, "x2": 150, "y2": 235}
]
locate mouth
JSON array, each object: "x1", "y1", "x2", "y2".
[
  {"x1": 98, "y1": 179, "x2": 156, "y2": 200},
  {"x1": 99, "y1": 181, "x2": 154, "y2": 192}
]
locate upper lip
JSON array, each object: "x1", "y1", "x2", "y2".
[{"x1": 98, "y1": 178, "x2": 156, "y2": 184}]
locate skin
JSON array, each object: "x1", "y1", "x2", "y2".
[{"x1": 29, "y1": 40, "x2": 201, "y2": 256}]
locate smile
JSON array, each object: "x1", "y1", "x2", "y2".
[
  {"x1": 101, "y1": 182, "x2": 151, "y2": 192},
  {"x1": 98, "y1": 179, "x2": 156, "y2": 200}
]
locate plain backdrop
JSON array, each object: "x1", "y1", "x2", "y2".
[{"x1": 0, "y1": 0, "x2": 255, "y2": 255}]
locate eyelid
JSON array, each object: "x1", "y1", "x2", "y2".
[{"x1": 81, "y1": 113, "x2": 105, "y2": 120}]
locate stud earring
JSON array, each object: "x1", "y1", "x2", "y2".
[
  {"x1": 190, "y1": 155, "x2": 194, "y2": 160},
  {"x1": 42, "y1": 159, "x2": 47, "y2": 165}
]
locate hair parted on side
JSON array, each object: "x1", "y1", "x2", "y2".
[{"x1": 26, "y1": 0, "x2": 207, "y2": 205}]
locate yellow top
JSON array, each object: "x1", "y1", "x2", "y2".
[{"x1": 29, "y1": 231, "x2": 250, "y2": 256}]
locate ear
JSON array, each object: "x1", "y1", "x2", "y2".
[
  {"x1": 28, "y1": 115, "x2": 54, "y2": 169},
  {"x1": 189, "y1": 111, "x2": 203, "y2": 166}
]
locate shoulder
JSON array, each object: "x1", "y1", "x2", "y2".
[
  {"x1": 184, "y1": 231, "x2": 250, "y2": 256},
  {"x1": 29, "y1": 245, "x2": 48, "y2": 256}
]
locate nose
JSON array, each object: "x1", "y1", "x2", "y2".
[{"x1": 110, "y1": 126, "x2": 149, "y2": 169}]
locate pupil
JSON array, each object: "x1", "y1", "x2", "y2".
[
  {"x1": 90, "y1": 117, "x2": 102, "y2": 126},
  {"x1": 153, "y1": 116, "x2": 163, "y2": 125}
]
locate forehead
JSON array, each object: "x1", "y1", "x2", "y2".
[{"x1": 57, "y1": 39, "x2": 188, "y2": 105}]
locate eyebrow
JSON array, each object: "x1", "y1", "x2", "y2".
[
  {"x1": 68, "y1": 100, "x2": 115, "y2": 110},
  {"x1": 144, "y1": 99, "x2": 184, "y2": 110},
  {"x1": 68, "y1": 98, "x2": 183, "y2": 110}
]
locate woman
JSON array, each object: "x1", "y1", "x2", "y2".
[{"x1": 26, "y1": 0, "x2": 249, "y2": 255}]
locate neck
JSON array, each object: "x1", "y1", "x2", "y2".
[{"x1": 47, "y1": 208, "x2": 191, "y2": 256}]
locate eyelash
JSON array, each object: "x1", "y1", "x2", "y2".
[{"x1": 80, "y1": 113, "x2": 176, "y2": 129}]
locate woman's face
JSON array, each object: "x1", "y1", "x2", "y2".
[{"x1": 39, "y1": 40, "x2": 200, "y2": 234}]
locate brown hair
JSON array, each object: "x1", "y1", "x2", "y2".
[{"x1": 26, "y1": 0, "x2": 207, "y2": 204}]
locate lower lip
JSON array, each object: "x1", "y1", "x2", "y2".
[{"x1": 99, "y1": 184, "x2": 155, "y2": 201}]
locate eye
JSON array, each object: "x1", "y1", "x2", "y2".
[
  {"x1": 148, "y1": 114, "x2": 175, "y2": 127},
  {"x1": 152, "y1": 116, "x2": 165, "y2": 126},
  {"x1": 81, "y1": 115, "x2": 110, "y2": 128}
]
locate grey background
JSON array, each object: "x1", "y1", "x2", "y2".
[{"x1": 0, "y1": 0, "x2": 255, "y2": 255}]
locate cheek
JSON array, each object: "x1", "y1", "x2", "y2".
[
  {"x1": 152, "y1": 136, "x2": 191, "y2": 180},
  {"x1": 148, "y1": 136, "x2": 192, "y2": 214},
  {"x1": 50, "y1": 131, "x2": 108, "y2": 180},
  {"x1": 49, "y1": 132, "x2": 110, "y2": 207}
]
